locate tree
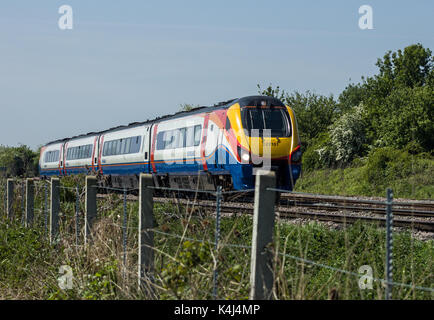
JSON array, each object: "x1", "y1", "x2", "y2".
[
  {"x1": 179, "y1": 103, "x2": 199, "y2": 112},
  {"x1": 340, "y1": 43, "x2": 433, "y2": 153},
  {"x1": 258, "y1": 84, "x2": 339, "y2": 148},
  {"x1": 0, "y1": 145, "x2": 39, "y2": 177}
]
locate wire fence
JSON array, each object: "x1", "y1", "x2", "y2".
[{"x1": 0, "y1": 174, "x2": 433, "y2": 300}]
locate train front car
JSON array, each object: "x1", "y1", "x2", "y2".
[{"x1": 225, "y1": 96, "x2": 301, "y2": 190}]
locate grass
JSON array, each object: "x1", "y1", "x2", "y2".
[
  {"x1": 0, "y1": 187, "x2": 432, "y2": 300},
  {"x1": 295, "y1": 155, "x2": 434, "y2": 200}
]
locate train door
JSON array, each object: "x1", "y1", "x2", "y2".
[
  {"x1": 91, "y1": 136, "x2": 99, "y2": 174},
  {"x1": 216, "y1": 124, "x2": 224, "y2": 169},
  {"x1": 97, "y1": 134, "x2": 105, "y2": 174},
  {"x1": 59, "y1": 143, "x2": 65, "y2": 176},
  {"x1": 143, "y1": 126, "x2": 151, "y2": 173}
]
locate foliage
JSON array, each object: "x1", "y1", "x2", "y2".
[
  {"x1": 80, "y1": 260, "x2": 118, "y2": 300},
  {"x1": 258, "y1": 85, "x2": 339, "y2": 148},
  {"x1": 328, "y1": 103, "x2": 368, "y2": 164},
  {"x1": 296, "y1": 149, "x2": 434, "y2": 199},
  {"x1": 0, "y1": 145, "x2": 39, "y2": 177},
  {"x1": 301, "y1": 133, "x2": 332, "y2": 171},
  {"x1": 341, "y1": 43, "x2": 433, "y2": 154},
  {"x1": 179, "y1": 103, "x2": 200, "y2": 112},
  {"x1": 161, "y1": 240, "x2": 212, "y2": 298}
]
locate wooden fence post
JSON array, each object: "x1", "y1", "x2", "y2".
[
  {"x1": 250, "y1": 170, "x2": 276, "y2": 300},
  {"x1": 7, "y1": 179, "x2": 14, "y2": 220},
  {"x1": 50, "y1": 178, "x2": 60, "y2": 244},
  {"x1": 138, "y1": 173, "x2": 155, "y2": 296},
  {"x1": 84, "y1": 176, "x2": 97, "y2": 245},
  {"x1": 25, "y1": 178, "x2": 34, "y2": 227}
]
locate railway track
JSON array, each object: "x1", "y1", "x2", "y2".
[
  {"x1": 96, "y1": 191, "x2": 434, "y2": 232},
  {"x1": 152, "y1": 196, "x2": 434, "y2": 232}
]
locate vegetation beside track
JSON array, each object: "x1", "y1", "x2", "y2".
[
  {"x1": 0, "y1": 196, "x2": 432, "y2": 300},
  {"x1": 294, "y1": 150, "x2": 434, "y2": 200}
]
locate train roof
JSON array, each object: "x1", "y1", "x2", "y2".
[{"x1": 44, "y1": 95, "x2": 284, "y2": 146}]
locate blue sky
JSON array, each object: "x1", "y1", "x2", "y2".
[{"x1": 0, "y1": 0, "x2": 433, "y2": 149}]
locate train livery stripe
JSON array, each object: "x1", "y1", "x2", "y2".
[
  {"x1": 151, "y1": 124, "x2": 159, "y2": 173},
  {"x1": 98, "y1": 135, "x2": 105, "y2": 174}
]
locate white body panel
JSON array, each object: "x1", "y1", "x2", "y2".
[
  {"x1": 40, "y1": 143, "x2": 63, "y2": 171},
  {"x1": 100, "y1": 125, "x2": 149, "y2": 166},
  {"x1": 64, "y1": 136, "x2": 98, "y2": 171},
  {"x1": 153, "y1": 115, "x2": 204, "y2": 164}
]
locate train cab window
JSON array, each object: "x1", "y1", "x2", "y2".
[{"x1": 241, "y1": 107, "x2": 291, "y2": 137}]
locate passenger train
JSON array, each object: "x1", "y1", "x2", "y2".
[{"x1": 39, "y1": 96, "x2": 302, "y2": 191}]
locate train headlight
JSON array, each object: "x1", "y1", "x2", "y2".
[
  {"x1": 241, "y1": 152, "x2": 250, "y2": 163},
  {"x1": 291, "y1": 148, "x2": 302, "y2": 163}
]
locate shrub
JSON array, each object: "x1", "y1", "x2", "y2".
[
  {"x1": 328, "y1": 104, "x2": 367, "y2": 164},
  {"x1": 363, "y1": 147, "x2": 413, "y2": 187}
]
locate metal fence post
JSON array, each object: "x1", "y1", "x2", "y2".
[
  {"x1": 21, "y1": 181, "x2": 25, "y2": 225},
  {"x1": 50, "y1": 178, "x2": 60, "y2": 244},
  {"x1": 2, "y1": 181, "x2": 5, "y2": 218},
  {"x1": 75, "y1": 184, "x2": 80, "y2": 246},
  {"x1": 250, "y1": 170, "x2": 276, "y2": 300},
  {"x1": 7, "y1": 179, "x2": 14, "y2": 220},
  {"x1": 84, "y1": 176, "x2": 97, "y2": 245},
  {"x1": 25, "y1": 178, "x2": 34, "y2": 227},
  {"x1": 123, "y1": 188, "x2": 128, "y2": 274},
  {"x1": 213, "y1": 185, "x2": 222, "y2": 300},
  {"x1": 3, "y1": 180, "x2": 6, "y2": 218},
  {"x1": 138, "y1": 173, "x2": 154, "y2": 296},
  {"x1": 385, "y1": 188, "x2": 394, "y2": 300},
  {"x1": 44, "y1": 182, "x2": 48, "y2": 236}
]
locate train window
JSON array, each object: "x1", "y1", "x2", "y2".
[
  {"x1": 45, "y1": 150, "x2": 59, "y2": 163},
  {"x1": 66, "y1": 144, "x2": 93, "y2": 160},
  {"x1": 116, "y1": 140, "x2": 122, "y2": 155},
  {"x1": 111, "y1": 141, "x2": 117, "y2": 155},
  {"x1": 120, "y1": 139, "x2": 127, "y2": 154},
  {"x1": 157, "y1": 127, "x2": 200, "y2": 150},
  {"x1": 157, "y1": 132, "x2": 165, "y2": 150},
  {"x1": 225, "y1": 117, "x2": 231, "y2": 131},
  {"x1": 186, "y1": 126, "x2": 195, "y2": 147},
  {"x1": 130, "y1": 136, "x2": 141, "y2": 153},
  {"x1": 103, "y1": 141, "x2": 110, "y2": 156},
  {"x1": 125, "y1": 138, "x2": 132, "y2": 154},
  {"x1": 194, "y1": 125, "x2": 202, "y2": 146},
  {"x1": 177, "y1": 128, "x2": 187, "y2": 148}
]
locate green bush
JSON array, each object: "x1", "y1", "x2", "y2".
[
  {"x1": 363, "y1": 147, "x2": 413, "y2": 187},
  {"x1": 302, "y1": 133, "x2": 333, "y2": 171},
  {"x1": 329, "y1": 104, "x2": 367, "y2": 164}
]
